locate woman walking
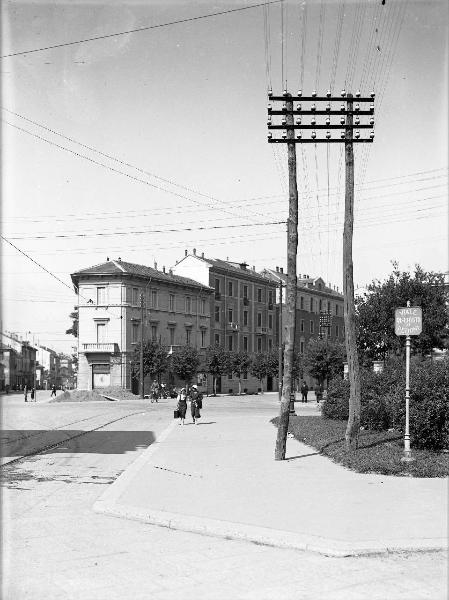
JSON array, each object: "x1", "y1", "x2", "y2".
[
  {"x1": 176, "y1": 388, "x2": 188, "y2": 425},
  {"x1": 189, "y1": 385, "x2": 202, "y2": 425}
]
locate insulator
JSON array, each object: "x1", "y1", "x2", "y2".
[
  {"x1": 370, "y1": 92, "x2": 375, "y2": 98},
  {"x1": 340, "y1": 103, "x2": 345, "y2": 111},
  {"x1": 295, "y1": 118, "x2": 302, "y2": 126},
  {"x1": 311, "y1": 117, "x2": 316, "y2": 125},
  {"x1": 341, "y1": 89, "x2": 346, "y2": 97},
  {"x1": 282, "y1": 103, "x2": 287, "y2": 111},
  {"x1": 282, "y1": 131, "x2": 287, "y2": 139},
  {"x1": 326, "y1": 103, "x2": 331, "y2": 112},
  {"x1": 312, "y1": 90, "x2": 317, "y2": 97},
  {"x1": 356, "y1": 90, "x2": 361, "y2": 97},
  {"x1": 311, "y1": 131, "x2": 316, "y2": 139},
  {"x1": 355, "y1": 130, "x2": 360, "y2": 139},
  {"x1": 370, "y1": 103, "x2": 375, "y2": 111},
  {"x1": 326, "y1": 131, "x2": 331, "y2": 139},
  {"x1": 297, "y1": 103, "x2": 302, "y2": 111},
  {"x1": 297, "y1": 90, "x2": 303, "y2": 97},
  {"x1": 311, "y1": 104, "x2": 316, "y2": 111},
  {"x1": 268, "y1": 132, "x2": 272, "y2": 139},
  {"x1": 267, "y1": 104, "x2": 272, "y2": 111},
  {"x1": 326, "y1": 90, "x2": 331, "y2": 97},
  {"x1": 355, "y1": 103, "x2": 360, "y2": 111},
  {"x1": 268, "y1": 88, "x2": 273, "y2": 98},
  {"x1": 281, "y1": 117, "x2": 287, "y2": 125},
  {"x1": 340, "y1": 116, "x2": 345, "y2": 125},
  {"x1": 369, "y1": 117, "x2": 374, "y2": 125},
  {"x1": 370, "y1": 131, "x2": 375, "y2": 139},
  {"x1": 296, "y1": 132, "x2": 302, "y2": 139},
  {"x1": 283, "y1": 89, "x2": 288, "y2": 96},
  {"x1": 355, "y1": 116, "x2": 360, "y2": 125},
  {"x1": 267, "y1": 116, "x2": 272, "y2": 125},
  {"x1": 340, "y1": 131, "x2": 345, "y2": 139},
  {"x1": 325, "y1": 117, "x2": 330, "y2": 125}
]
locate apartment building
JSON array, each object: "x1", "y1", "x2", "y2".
[
  {"x1": 71, "y1": 259, "x2": 213, "y2": 391},
  {"x1": 0, "y1": 332, "x2": 37, "y2": 391},
  {"x1": 172, "y1": 250, "x2": 278, "y2": 393}
]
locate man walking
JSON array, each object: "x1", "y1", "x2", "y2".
[
  {"x1": 300, "y1": 380, "x2": 309, "y2": 403},
  {"x1": 24, "y1": 384, "x2": 28, "y2": 402},
  {"x1": 50, "y1": 384, "x2": 57, "y2": 398}
]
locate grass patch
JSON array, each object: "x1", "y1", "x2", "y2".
[{"x1": 272, "y1": 416, "x2": 449, "y2": 478}]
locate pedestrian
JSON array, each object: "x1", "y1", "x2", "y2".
[
  {"x1": 176, "y1": 388, "x2": 188, "y2": 425},
  {"x1": 51, "y1": 384, "x2": 57, "y2": 397},
  {"x1": 24, "y1": 384, "x2": 28, "y2": 402},
  {"x1": 189, "y1": 384, "x2": 202, "y2": 425},
  {"x1": 300, "y1": 380, "x2": 309, "y2": 403},
  {"x1": 30, "y1": 387, "x2": 35, "y2": 401}
]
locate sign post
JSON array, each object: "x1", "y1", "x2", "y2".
[{"x1": 394, "y1": 301, "x2": 422, "y2": 462}]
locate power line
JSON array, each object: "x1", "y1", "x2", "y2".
[{"x1": 2, "y1": 1, "x2": 284, "y2": 58}]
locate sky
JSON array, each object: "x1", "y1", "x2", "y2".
[{"x1": 1, "y1": 0, "x2": 448, "y2": 354}]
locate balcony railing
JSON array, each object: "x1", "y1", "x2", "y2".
[
  {"x1": 227, "y1": 322, "x2": 239, "y2": 331},
  {"x1": 256, "y1": 326, "x2": 268, "y2": 334},
  {"x1": 82, "y1": 343, "x2": 118, "y2": 353}
]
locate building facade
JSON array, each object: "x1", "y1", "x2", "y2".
[
  {"x1": 172, "y1": 250, "x2": 278, "y2": 393},
  {"x1": 0, "y1": 332, "x2": 37, "y2": 391},
  {"x1": 71, "y1": 259, "x2": 213, "y2": 392}
]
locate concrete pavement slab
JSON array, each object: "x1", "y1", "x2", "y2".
[{"x1": 93, "y1": 395, "x2": 447, "y2": 556}]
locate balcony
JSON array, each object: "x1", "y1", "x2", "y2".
[
  {"x1": 268, "y1": 302, "x2": 274, "y2": 310},
  {"x1": 82, "y1": 343, "x2": 118, "y2": 353},
  {"x1": 256, "y1": 326, "x2": 268, "y2": 334},
  {"x1": 243, "y1": 297, "x2": 249, "y2": 306},
  {"x1": 227, "y1": 322, "x2": 239, "y2": 331},
  {"x1": 215, "y1": 291, "x2": 221, "y2": 300}
]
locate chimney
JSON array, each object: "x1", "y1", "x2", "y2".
[
  {"x1": 169, "y1": 268, "x2": 173, "y2": 276},
  {"x1": 163, "y1": 266, "x2": 166, "y2": 273},
  {"x1": 107, "y1": 257, "x2": 109, "y2": 261},
  {"x1": 201, "y1": 252, "x2": 204, "y2": 259},
  {"x1": 118, "y1": 257, "x2": 121, "y2": 261},
  {"x1": 154, "y1": 261, "x2": 157, "y2": 270},
  {"x1": 193, "y1": 248, "x2": 196, "y2": 255},
  {"x1": 252, "y1": 265, "x2": 255, "y2": 271},
  {"x1": 280, "y1": 267, "x2": 283, "y2": 274},
  {"x1": 276, "y1": 266, "x2": 279, "y2": 272},
  {"x1": 185, "y1": 249, "x2": 188, "y2": 257}
]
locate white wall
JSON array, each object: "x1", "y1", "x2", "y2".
[{"x1": 172, "y1": 255, "x2": 211, "y2": 287}]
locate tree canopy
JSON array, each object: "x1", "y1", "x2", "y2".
[
  {"x1": 355, "y1": 264, "x2": 448, "y2": 361},
  {"x1": 303, "y1": 338, "x2": 345, "y2": 386},
  {"x1": 172, "y1": 345, "x2": 201, "y2": 386},
  {"x1": 65, "y1": 307, "x2": 78, "y2": 338},
  {"x1": 133, "y1": 341, "x2": 169, "y2": 380}
]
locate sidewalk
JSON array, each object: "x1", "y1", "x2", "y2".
[{"x1": 94, "y1": 394, "x2": 448, "y2": 557}]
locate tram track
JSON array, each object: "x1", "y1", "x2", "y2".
[{"x1": 0, "y1": 410, "x2": 145, "y2": 469}]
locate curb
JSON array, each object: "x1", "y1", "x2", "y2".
[{"x1": 93, "y1": 500, "x2": 448, "y2": 558}]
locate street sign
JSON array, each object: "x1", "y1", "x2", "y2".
[
  {"x1": 395, "y1": 306, "x2": 422, "y2": 336},
  {"x1": 319, "y1": 311, "x2": 331, "y2": 327}
]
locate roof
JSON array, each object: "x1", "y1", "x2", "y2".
[
  {"x1": 71, "y1": 260, "x2": 213, "y2": 292},
  {"x1": 261, "y1": 268, "x2": 343, "y2": 298},
  {"x1": 183, "y1": 253, "x2": 276, "y2": 285}
]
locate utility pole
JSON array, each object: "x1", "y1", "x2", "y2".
[
  {"x1": 268, "y1": 88, "x2": 374, "y2": 458},
  {"x1": 140, "y1": 293, "x2": 145, "y2": 399},
  {"x1": 278, "y1": 278, "x2": 283, "y2": 401}
]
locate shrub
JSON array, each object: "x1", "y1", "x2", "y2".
[{"x1": 321, "y1": 358, "x2": 449, "y2": 451}]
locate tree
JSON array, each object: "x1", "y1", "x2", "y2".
[
  {"x1": 65, "y1": 307, "x2": 78, "y2": 337},
  {"x1": 356, "y1": 264, "x2": 449, "y2": 361},
  {"x1": 303, "y1": 338, "x2": 345, "y2": 390},
  {"x1": 132, "y1": 341, "x2": 169, "y2": 383},
  {"x1": 205, "y1": 346, "x2": 229, "y2": 396},
  {"x1": 172, "y1": 345, "x2": 201, "y2": 388},
  {"x1": 229, "y1": 351, "x2": 252, "y2": 395},
  {"x1": 250, "y1": 353, "x2": 268, "y2": 393}
]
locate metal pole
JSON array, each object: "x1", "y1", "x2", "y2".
[
  {"x1": 278, "y1": 279, "x2": 283, "y2": 400},
  {"x1": 140, "y1": 293, "x2": 145, "y2": 399},
  {"x1": 402, "y1": 301, "x2": 414, "y2": 462}
]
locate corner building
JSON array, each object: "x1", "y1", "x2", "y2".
[
  {"x1": 71, "y1": 260, "x2": 213, "y2": 392},
  {"x1": 172, "y1": 250, "x2": 278, "y2": 393}
]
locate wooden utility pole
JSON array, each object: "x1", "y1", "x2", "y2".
[
  {"x1": 140, "y1": 293, "x2": 145, "y2": 399},
  {"x1": 343, "y1": 94, "x2": 361, "y2": 450},
  {"x1": 275, "y1": 93, "x2": 298, "y2": 461},
  {"x1": 278, "y1": 278, "x2": 283, "y2": 401},
  {"x1": 267, "y1": 88, "x2": 374, "y2": 458}
]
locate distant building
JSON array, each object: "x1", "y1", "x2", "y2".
[
  {"x1": 172, "y1": 250, "x2": 278, "y2": 393},
  {"x1": 0, "y1": 332, "x2": 37, "y2": 390},
  {"x1": 71, "y1": 259, "x2": 213, "y2": 392},
  {"x1": 37, "y1": 345, "x2": 60, "y2": 389}
]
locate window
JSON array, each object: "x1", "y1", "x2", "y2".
[
  {"x1": 151, "y1": 290, "x2": 157, "y2": 308},
  {"x1": 215, "y1": 306, "x2": 220, "y2": 322},
  {"x1": 228, "y1": 281, "x2": 233, "y2": 297},
  {"x1": 310, "y1": 298, "x2": 314, "y2": 312},
  {"x1": 335, "y1": 324, "x2": 339, "y2": 338},
  {"x1": 319, "y1": 299, "x2": 323, "y2": 311},
  {"x1": 257, "y1": 337, "x2": 262, "y2": 352},
  {"x1": 257, "y1": 312, "x2": 262, "y2": 327},
  {"x1": 215, "y1": 278, "x2": 220, "y2": 293},
  {"x1": 310, "y1": 320, "x2": 314, "y2": 334},
  {"x1": 97, "y1": 287, "x2": 106, "y2": 305},
  {"x1": 151, "y1": 325, "x2": 157, "y2": 341},
  {"x1": 243, "y1": 310, "x2": 248, "y2": 326},
  {"x1": 268, "y1": 314, "x2": 273, "y2": 329},
  {"x1": 132, "y1": 287, "x2": 138, "y2": 305},
  {"x1": 169, "y1": 328, "x2": 175, "y2": 345},
  {"x1": 201, "y1": 330, "x2": 207, "y2": 347},
  {"x1": 228, "y1": 336, "x2": 233, "y2": 351},
  {"x1": 300, "y1": 341, "x2": 304, "y2": 354},
  {"x1": 268, "y1": 338, "x2": 273, "y2": 351},
  {"x1": 228, "y1": 308, "x2": 233, "y2": 323},
  {"x1": 228, "y1": 373, "x2": 233, "y2": 380},
  {"x1": 186, "y1": 329, "x2": 191, "y2": 345},
  {"x1": 214, "y1": 333, "x2": 220, "y2": 346},
  {"x1": 243, "y1": 371, "x2": 248, "y2": 380},
  {"x1": 200, "y1": 298, "x2": 206, "y2": 315},
  {"x1": 335, "y1": 304, "x2": 339, "y2": 316},
  {"x1": 268, "y1": 290, "x2": 273, "y2": 305},
  {"x1": 257, "y1": 288, "x2": 262, "y2": 302},
  {"x1": 327, "y1": 301, "x2": 331, "y2": 312},
  {"x1": 97, "y1": 323, "x2": 107, "y2": 343},
  {"x1": 300, "y1": 296, "x2": 304, "y2": 309},
  {"x1": 243, "y1": 285, "x2": 248, "y2": 299},
  {"x1": 243, "y1": 336, "x2": 248, "y2": 351},
  {"x1": 185, "y1": 296, "x2": 191, "y2": 313},
  {"x1": 300, "y1": 319, "x2": 304, "y2": 333},
  {"x1": 131, "y1": 323, "x2": 138, "y2": 344},
  {"x1": 169, "y1": 294, "x2": 175, "y2": 311}
]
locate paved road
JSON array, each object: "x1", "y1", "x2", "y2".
[{"x1": 1, "y1": 394, "x2": 446, "y2": 599}]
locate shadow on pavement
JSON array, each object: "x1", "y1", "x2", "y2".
[{"x1": 1, "y1": 430, "x2": 156, "y2": 456}]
